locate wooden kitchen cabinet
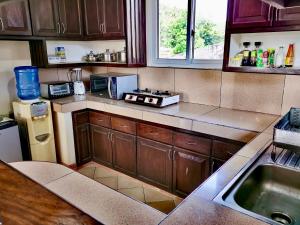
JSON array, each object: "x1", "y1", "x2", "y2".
[
  {"x1": 57, "y1": 0, "x2": 82, "y2": 37},
  {"x1": 137, "y1": 138, "x2": 173, "y2": 191},
  {"x1": 112, "y1": 130, "x2": 137, "y2": 176},
  {"x1": 228, "y1": 0, "x2": 273, "y2": 29},
  {"x1": 29, "y1": 0, "x2": 60, "y2": 36},
  {"x1": 83, "y1": 0, "x2": 125, "y2": 38},
  {"x1": 30, "y1": 0, "x2": 82, "y2": 37},
  {"x1": 90, "y1": 124, "x2": 113, "y2": 167},
  {"x1": 0, "y1": 0, "x2": 32, "y2": 36},
  {"x1": 72, "y1": 111, "x2": 91, "y2": 166},
  {"x1": 173, "y1": 147, "x2": 210, "y2": 197},
  {"x1": 273, "y1": 6, "x2": 300, "y2": 27}
]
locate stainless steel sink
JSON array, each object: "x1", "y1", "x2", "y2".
[{"x1": 215, "y1": 146, "x2": 300, "y2": 225}]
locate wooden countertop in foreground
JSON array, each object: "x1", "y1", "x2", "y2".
[{"x1": 0, "y1": 162, "x2": 101, "y2": 225}]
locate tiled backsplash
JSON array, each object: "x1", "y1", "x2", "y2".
[{"x1": 38, "y1": 66, "x2": 298, "y2": 116}]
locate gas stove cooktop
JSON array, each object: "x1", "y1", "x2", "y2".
[{"x1": 123, "y1": 88, "x2": 180, "y2": 108}]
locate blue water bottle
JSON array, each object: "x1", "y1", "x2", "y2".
[{"x1": 14, "y1": 66, "x2": 40, "y2": 101}]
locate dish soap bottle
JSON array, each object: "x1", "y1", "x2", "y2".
[
  {"x1": 241, "y1": 42, "x2": 251, "y2": 66},
  {"x1": 285, "y1": 44, "x2": 295, "y2": 67}
]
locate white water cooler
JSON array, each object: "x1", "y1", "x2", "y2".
[{"x1": 13, "y1": 100, "x2": 57, "y2": 162}]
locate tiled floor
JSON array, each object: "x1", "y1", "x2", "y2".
[{"x1": 78, "y1": 162, "x2": 183, "y2": 214}]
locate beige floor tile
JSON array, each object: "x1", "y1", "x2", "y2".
[
  {"x1": 94, "y1": 166, "x2": 118, "y2": 178},
  {"x1": 78, "y1": 167, "x2": 95, "y2": 179},
  {"x1": 118, "y1": 175, "x2": 143, "y2": 189},
  {"x1": 147, "y1": 200, "x2": 176, "y2": 214},
  {"x1": 119, "y1": 187, "x2": 145, "y2": 202},
  {"x1": 144, "y1": 187, "x2": 174, "y2": 203},
  {"x1": 95, "y1": 176, "x2": 118, "y2": 190}
]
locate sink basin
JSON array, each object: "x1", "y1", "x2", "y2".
[
  {"x1": 234, "y1": 165, "x2": 300, "y2": 225},
  {"x1": 215, "y1": 145, "x2": 300, "y2": 225}
]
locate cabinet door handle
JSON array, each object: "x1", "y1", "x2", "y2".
[
  {"x1": 107, "y1": 132, "x2": 110, "y2": 141},
  {"x1": 268, "y1": 5, "x2": 272, "y2": 21},
  {"x1": 57, "y1": 22, "x2": 61, "y2": 34},
  {"x1": 275, "y1": 8, "x2": 279, "y2": 21},
  {"x1": 61, "y1": 22, "x2": 66, "y2": 34},
  {"x1": 120, "y1": 125, "x2": 128, "y2": 128},
  {"x1": 187, "y1": 142, "x2": 197, "y2": 145},
  {"x1": 0, "y1": 17, "x2": 4, "y2": 32},
  {"x1": 110, "y1": 133, "x2": 114, "y2": 142},
  {"x1": 173, "y1": 150, "x2": 175, "y2": 161},
  {"x1": 168, "y1": 150, "x2": 172, "y2": 161},
  {"x1": 211, "y1": 160, "x2": 215, "y2": 174}
]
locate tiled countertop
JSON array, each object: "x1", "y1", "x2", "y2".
[
  {"x1": 8, "y1": 94, "x2": 281, "y2": 224},
  {"x1": 52, "y1": 93, "x2": 279, "y2": 143}
]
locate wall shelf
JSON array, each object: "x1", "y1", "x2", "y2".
[{"x1": 224, "y1": 66, "x2": 300, "y2": 75}]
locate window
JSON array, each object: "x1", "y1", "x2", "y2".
[{"x1": 147, "y1": 0, "x2": 228, "y2": 69}]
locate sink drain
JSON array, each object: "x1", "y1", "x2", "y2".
[{"x1": 271, "y1": 212, "x2": 293, "y2": 225}]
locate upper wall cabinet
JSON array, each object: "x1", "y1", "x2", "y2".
[
  {"x1": 83, "y1": 0, "x2": 125, "y2": 39},
  {"x1": 0, "y1": 0, "x2": 32, "y2": 36},
  {"x1": 29, "y1": 0, "x2": 82, "y2": 37},
  {"x1": 227, "y1": 0, "x2": 300, "y2": 32},
  {"x1": 228, "y1": 0, "x2": 273, "y2": 29},
  {"x1": 273, "y1": 6, "x2": 300, "y2": 27}
]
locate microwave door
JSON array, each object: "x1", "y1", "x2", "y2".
[{"x1": 108, "y1": 77, "x2": 113, "y2": 99}]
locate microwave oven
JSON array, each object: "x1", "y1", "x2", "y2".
[
  {"x1": 90, "y1": 73, "x2": 138, "y2": 100},
  {"x1": 40, "y1": 81, "x2": 74, "y2": 99}
]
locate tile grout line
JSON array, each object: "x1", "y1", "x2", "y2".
[{"x1": 280, "y1": 74, "x2": 287, "y2": 115}]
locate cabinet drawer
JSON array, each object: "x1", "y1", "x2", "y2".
[
  {"x1": 73, "y1": 111, "x2": 89, "y2": 126},
  {"x1": 137, "y1": 123, "x2": 173, "y2": 145},
  {"x1": 212, "y1": 140, "x2": 243, "y2": 161},
  {"x1": 111, "y1": 117, "x2": 136, "y2": 135},
  {"x1": 89, "y1": 111, "x2": 111, "y2": 128},
  {"x1": 174, "y1": 132, "x2": 211, "y2": 156}
]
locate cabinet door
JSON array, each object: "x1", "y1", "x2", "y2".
[
  {"x1": 74, "y1": 124, "x2": 92, "y2": 166},
  {"x1": 83, "y1": 0, "x2": 102, "y2": 37},
  {"x1": 0, "y1": 0, "x2": 32, "y2": 36},
  {"x1": 29, "y1": 0, "x2": 60, "y2": 36},
  {"x1": 211, "y1": 158, "x2": 225, "y2": 174},
  {"x1": 137, "y1": 138, "x2": 172, "y2": 191},
  {"x1": 112, "y1": 131, "x2": 137, "y2": 176},
  {"x1": 228, "y1": 0, "x2": 273, "y2": 29},
  {"x1": 102, "y1": 0, "x2": 125, "y2": 38},
  {"x1": 273, "y1": 7, "x2": 300, "y2": 27},
  {"x1": 173, "y1": 147, "x2": 210, "y2": 197},
  {"x1": 57, "y1": 0, "x2": 82, "y2": 37},
  {"x1": 90, "y1": 125, "x2": 113, "y2": 167}
]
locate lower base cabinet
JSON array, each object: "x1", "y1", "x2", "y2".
[
  {"x1": 90, "y1": 125, "x2": 113, "y2": 167},
  {"x1": 137, "y1": 138, "x2": 173, "y2": 191},
  {"x1": 74, "y1": 124, "x2": 92, "y2": 166},
  {"x1": 112, "y1": 130, "x2": 137, "y2": 176},
  {"x1": 173, "y1": 147, "x2": 210, "y2": 197},
  {"x1": 72, "y1": 110, "x2": 244, "y2": 197}
]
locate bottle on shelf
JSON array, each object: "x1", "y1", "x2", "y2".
[
  {"x1": 268, "y1": 48, "x2": 275, "y2": 68},
  {"x1": 263, "y1": 50, "x2": 269, "y2": 68},
  {"x1": 250, "y1": 42, "x2": 262, "y2": 67},
  {"x1": 241, "y1": 42, "x2": 251, "y2": 66},
  {"x1": 275, "y1": 46, "x2": 285, "y2": 68},
  {"x1": 285, "y1": 44, "x2": 295, "y2": 68}
]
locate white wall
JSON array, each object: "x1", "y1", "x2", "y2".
[{"x1": 0, "y1": 41, "x2": 31, "y2": 115}]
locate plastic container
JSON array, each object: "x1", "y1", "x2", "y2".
[{"x1": 14, "y1": 66, "x2": 40, "y2": 100}]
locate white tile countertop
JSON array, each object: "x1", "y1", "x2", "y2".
[
  {"x1": 9, "y1": 161, "x2": 166, "y2": 225},
  {"x1": 52, "y1": 93, "x2": 279, "y2": 143}
]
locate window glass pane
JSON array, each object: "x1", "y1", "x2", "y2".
[
  {"x1": 194, "y1": 0, "x2": 227, "y2": 60},
  {"x1": 158, "y1": 0, "x2": 188, "y2": 59}
]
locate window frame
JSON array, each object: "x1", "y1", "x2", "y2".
[{"x1": 146, "y1": 0, "x2": 224, "y2": 69}]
